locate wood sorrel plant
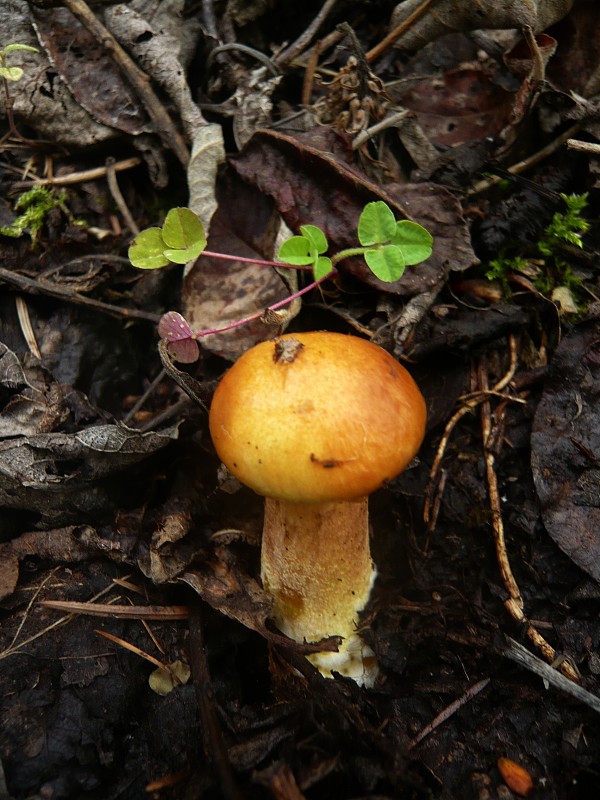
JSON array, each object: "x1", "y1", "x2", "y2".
[{"x1": 129, "y1": 201, "x2": 433, "y2": 361}]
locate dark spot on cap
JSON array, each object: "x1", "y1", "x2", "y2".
[{"x1": 310, "y1": 453, "x2": 343, "y2": 469}]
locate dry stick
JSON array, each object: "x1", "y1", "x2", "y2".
[
  {"x1": 0, "y1": 578, "x2": 120, "y2": 661},
  {"x1": 408, "y1": 678, "x2": 491, "y2": 750},
  {"x1": 301, "y1": 37, "x2": 322, "y2": 107},
  {"x1": 60, "y1": 0, "x2": 189, "y2": 166},
  {"x1": 13, "y1": 156, "x2": 142, "y2": 188},
  {"x1": 478, "y1": 357, "x2": 580, "y2": 683},
  {"x1": 469, "y1": 122, "x2": 582, "y2": 195},
  {"x1": 105, "y1": 157, "x2": 139, "y2": 236},
  {"x1": 423, "y1": 335, "x2": 519, "y2": 527},
  {"x1": 352, "y1": 109, "x2": 411, "y2": 150},
  {"x1": 567, "y1": 139, "x2": 600, "y2": 155},
  {"x1": 365, "y1": 0, "x2": 438, "y2": 62},
  {"x1": 41, "y1": 600, "x2": 189, "y2": 620},
  {"x1": 501, "y1": 636, "x2": 600, "y2": 715},
  {"x1": 274, "y1": 0, "x2": 338, "y2": 68},
  {"x1": 0, "y1": 266, "x2": 161, "y2": 324}
]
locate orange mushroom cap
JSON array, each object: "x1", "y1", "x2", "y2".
[{"x1": 209, "y1": 332, "x2": 426, "y2": 503}]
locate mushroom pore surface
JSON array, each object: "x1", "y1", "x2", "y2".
[{"x1": 209, "y1": 332, "x2": 426, "y2": 503}]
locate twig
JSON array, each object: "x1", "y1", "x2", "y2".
[
  {"x1": 59, "y1": 0, "x2": 189, "y2": 166},
  {"x1": 365, "y1": 0, "x2": 438, "y2": 63},
  {"x1": 469, "y1": 122, "x2": 582, "y2": 195},
  {"x1": 208, "y1": 43, "x2": 279, "y2": 76},
  {"x1": 352, "y1": 110, "x2": 411, "y2": 150},
  {"x1": 0, "y1": 266, "x2": 161, "y2": 324},
  {"x1": 274, "y1": 0, "x2": 338, "y2": 68},
  {"x1": 123, "y1": 368, "x2": 167, "y2": 424},
  {"x1": 567, "y1": 139, "x2": 600, "y2": 155},
  {"x1": 408, "y1": 678, "x2": 490, "y2": 749},
  {"x1": 12, "y1": 156, "x2": 142, "y2": 188},
  {"x1": 95, "y1": 629, "x2": 185, "y2": 681},
  {"x1": 105, "y1": 157, "x2": 139, "y2": 235},
  {"x1": 501, "y1": 637, "x2": 600, "y2": 714},
  {"x1": 41, "y1": 600, "x2": 189, "y2": 620},
  {"x1": 478, "y1": 357, "x2": 579, "y2": 683},
  {"x1": 423, "y1": 335, "x2": 519, "y2": 526},
  {"x1": 0, "y1": 578, "x2": 120, "y2": 661}
]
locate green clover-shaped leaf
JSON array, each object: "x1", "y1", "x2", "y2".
[
  {"x1": 128, "y1": 227, "x2": 170, "y2": 269},
  {"x1": 162, "y1": 208, "x2": 206, "y2": 251},
  {"x1": 278, "y1": 235, "x2": 316, "y2": 266},
  {"x1": 300, "y1": 224, "x2": 328, "y2": 254},
  {"x1": 313, "y1": 256, "x2": 333, "y2": 281},
  {"x1": 358, "y1": 201, "x2": 397, "y2": 246},
  {"x1": 278, "y1": 224, "x2": 330, "y2": 281},
  {"x1": 365, "y1": 245, "x2": 406, "y2": 282},
  {"x1": 391, "y1": 220, "x2": 433, "y2": 265}
]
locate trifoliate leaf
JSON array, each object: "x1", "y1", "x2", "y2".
[
  {"x1": 278, "y1": 235, "x2": 316, "y2": 266},
  {"x1": 358, "y1": 201, "x2": 397, "y2": 246},
  {"x1": 313, "y1": 256, "x2": 333, "y2": 281},
  {"x1": 162, "y1": 207, "x2": 206, "y2": 251},
  {"x1": 391, "y1": 220, "x2": 433, "y2": 265},
  {"x1": 300, "y1": 224, "x2": 328, "y2": 254},
  {"x1": 365, "y1": 245, "x2": 406, "y2": 282},
  {"x1": 128, "y1": 227, "x2": 170, "y2": 269}
]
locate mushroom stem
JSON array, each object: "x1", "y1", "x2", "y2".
[{"x1": 261, "y1": 497, "x2": 378, "y2": 685}]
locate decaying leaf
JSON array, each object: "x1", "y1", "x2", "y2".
[
  {"x1": 531, "y1": 320, "x2": 600, "y2": 581},
  {"x1": 104, "y1": 0, "x2": 205, "y2": 141},
  {"x1": 32, "y1": 6, "x2": 150, "y2": 135},
  {"x1": 0, "y1": 0, "x2": 113, "y2": 146},
  {"x1": 188, "y1": 124, "x2": 227, "y2": 233},
  {"x1": 0, "y1": 341, "x2": 180, "y2": 525},
  {"x1": 388, "y1": 0, "x2": 576, "y2": 51}
]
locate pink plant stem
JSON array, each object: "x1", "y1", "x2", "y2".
[
  {"x1": 202, "y1": 250, "x2": 313, "y2": 271},
  {"x1": 192, "y1": 270, "x2": 337, "y2": 339}
]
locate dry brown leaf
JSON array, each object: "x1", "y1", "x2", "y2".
[{"x1": 389, "y1": 0, "x2": 575, "y2": 51}]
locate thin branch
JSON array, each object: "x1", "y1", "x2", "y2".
[
  {"x1": 501, "y1": 637, "x2": 600, "y2": 714},
  {"x1": 12, "y1": 156, "x2": 142, "y2": 188},
  {"x1": 0, "y1": 267, "x2": 161, "y2": 324},
  {"x1": 409, "y1": 678, "x2": 491, "y2": 749}
]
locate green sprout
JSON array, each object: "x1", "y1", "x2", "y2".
[
  {"x1": 128, "y1": 200, "x2": 433, "y2": 361},
  {"x1": 0, "y1": 43, "x2": 39, "y2": 83},
  {"x1": 277, "y1": 201, "x2": 433, "y2": 283}
]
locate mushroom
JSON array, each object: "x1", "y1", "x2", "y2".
[{"x1": 209, "y1": 332, "x2": 426, "y2": 686}]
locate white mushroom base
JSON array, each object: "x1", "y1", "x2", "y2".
[{"x1": 261, "y1": 497, "x2": 379, "y2": 688}]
